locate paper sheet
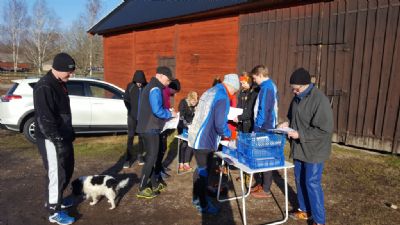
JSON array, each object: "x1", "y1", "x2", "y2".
[
  {"x1": 162, "y1": 112, "x2": 180, "y2": 132},
  {"x1": 227, "y1": 107, "x2": 243, "y2": 120},
  {"x1": 268, "y1": 127, "x2": 296, "y2": 134}
]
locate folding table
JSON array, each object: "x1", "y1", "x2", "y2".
[{"x1": 214, "y1": 151, "x2": 294, "y2": 225}]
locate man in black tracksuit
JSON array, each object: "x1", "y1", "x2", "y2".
[
  {"x1": 136, "y1": 66, "x2": 177, "y2": 199},
  {"x1": 34, "y1": 53, "x2": 76, "y2": 225},
  {"x1": 123, "y1": 70, "x2": 147, "y2": 168}
]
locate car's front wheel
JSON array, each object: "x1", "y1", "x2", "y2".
[{"x1": 23, "y1": 117, "x2": 36, "y2": 144}]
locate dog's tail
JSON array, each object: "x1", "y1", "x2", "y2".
[{"x1": 116, "y1": 178, "x2": 129, "y2": 192}]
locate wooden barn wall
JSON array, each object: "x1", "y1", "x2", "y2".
[
  {"x1": 103, "y1": 32, "x2": 135, "y2": 88},
  {"x1": 238, "y1": 0, "x2": 400, "y2": 153},
  {"x1": 176, "y1": 17, "x2": 239, "y2": 102},
  {"x1": 103, "y1": 17, "x2": 238, "y2": 108}
]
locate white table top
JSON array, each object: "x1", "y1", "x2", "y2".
[
  {"x1": 214, "y1": 151, "x2": 294, "y2": 174},
  {"x1": 175, "y1": 134, "x2": 188, "y2": 142}
]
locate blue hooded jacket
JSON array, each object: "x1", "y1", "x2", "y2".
[{"x1": 188, "y1": 83, "x2": 232, "y2": 150}]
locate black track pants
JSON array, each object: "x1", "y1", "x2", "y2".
[{"x1": 37, "y1": 138, "x2": 74, "y2": 214}]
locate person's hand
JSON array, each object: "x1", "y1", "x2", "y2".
[
  {"x1": 233, "y1": 117, "x2": 239, "y2": 123},
  {"x1": 277, "y1": 122, "x2": 289, "y2": 128},
  {"x1": 287, "y1": 131, "x2": 299, "y2": 139},
  {"x1": 171, "y1": 111, "x2": 178, "y2": 118}
]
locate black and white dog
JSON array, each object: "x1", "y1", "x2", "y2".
[{"x1": 71, "y1": 175, "x2": 129, "y2": 210}]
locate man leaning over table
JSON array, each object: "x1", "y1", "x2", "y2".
[{"x1": 188, "y1": 73, "x2": 240, "y2": 215}]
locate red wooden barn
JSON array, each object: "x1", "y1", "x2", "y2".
[{"x1": 90, "y1": 0, "x2": 400, "y2": 154}]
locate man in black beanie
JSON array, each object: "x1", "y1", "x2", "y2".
[
  {"x1": 34, "y1": 53, "x2": 76, "y2": 225},
  {"x1": 279, "y1": 68, "x2": 333, "y2": 225}
]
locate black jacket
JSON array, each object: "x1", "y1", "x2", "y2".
[
  {"x1": 177, "y1": 98, "x2": 195, "y2": 134},
  {"x1": 33, "y1": 71, "x2": 74, "y2": 141},
  {"x1": 124, "y1": 71, "x2": 147, "y2": 119},
  {"x1": 236, "y1": 87, "x2": 259, "y2": 133}
]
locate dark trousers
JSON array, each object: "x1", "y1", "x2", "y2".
[
  {"x1": 178, "y1": 140, "x2": 193, "y2": 163},
  {"x1": 138, "y1": 133, "x2": 159, "y2": 190},
  {"x1": 126, "y1": 117, "x2": 144, "y2": 161},
  {"x1": 155, "y1": 129, "x2": 175, "y2": 174},
  {"x1": 254, "y1": 171, "x2": 273, "y2": 192},
  {"x1": 37, "y1": 138, "x2": 74, "y2": 214},
  {"x1": 193, "y1": 149, "x2": 214, "y2": 208}
]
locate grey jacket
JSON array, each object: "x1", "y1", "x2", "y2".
[{"x1": 288, "y1": 86, "x2": 333, "y2": 163}]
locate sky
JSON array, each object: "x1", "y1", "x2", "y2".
[{"x1": 1, "y1": 0, "x2": 123, "y2": 28}]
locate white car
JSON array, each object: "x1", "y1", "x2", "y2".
[{"x1": 0, "y1": 77, "x2": 128, "y2": 143}]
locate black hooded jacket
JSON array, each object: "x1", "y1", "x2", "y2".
[
  {"x1": 237, "y1": 86, "x2": 259, "y2": 133},
  {"x1": 124, "y1": 70, "x2": 147, "y2": 119}
]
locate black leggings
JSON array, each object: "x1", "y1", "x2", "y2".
[
  {"x1": 178, "y1": 140, "x2": 193, "y2": 163},
  {"x1": 138, "y1": 133, "x2": 159, "y2": 190},
  {"x1": 192, "y1": 149, "x2": 214, "y2": 208}
]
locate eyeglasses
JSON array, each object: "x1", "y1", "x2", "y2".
[{"x1": 290, "y1": 85, "x2": 305, "y2": 93}]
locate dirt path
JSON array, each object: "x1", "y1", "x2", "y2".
[{"x1": 0, "y1": 129, "x2": 399, "y2": 225}]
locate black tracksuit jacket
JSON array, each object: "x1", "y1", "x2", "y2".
[{"x1": 33, "y1": 71, "x2": 74, "y2": 141}]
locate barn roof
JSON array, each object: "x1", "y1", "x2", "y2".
[
  {"x1": 89, "y1": 0, "x2": 316, "y2": 35},
  {"x1": 89, "y1": 0, "x2": 250, "y2": 35}
]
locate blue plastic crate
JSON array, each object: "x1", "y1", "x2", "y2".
[
  {"x1": 238, "y1": 152, "x2": 284, "y2": 169},
  {"x1": 222, "y1": 146, "x2": 238, "y2": 158},
  {"x1": 237, "y1": 132, "x2": 286, "y2": 158}
]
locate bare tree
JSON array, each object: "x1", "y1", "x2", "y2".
[
  {"x1": 87, "y1": 0, "x2": 101, "y2": 76},
  {"x1": 61, "y1": 0, "x2": 103, "y2": 76},
  {"x1": 2, "y1": 0, "x2": 28, "y2": 72},
  {"x1": 24, "y1": 0, "x2": 60, "y2": 74}
]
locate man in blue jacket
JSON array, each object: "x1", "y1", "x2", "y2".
[
  {"x1": 188, "y1": 73, "x2": 240, "y2": 214},
  {"x1": 136, "y1": 66, "x2": 177, "y2": 199},
  {"x1": 250, "y1": 65, "x2": 279, "y2": 199}
]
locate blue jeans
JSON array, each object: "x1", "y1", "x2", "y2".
[{"x1": 294, "y1": 159, "x2": 325, "y2": 224}]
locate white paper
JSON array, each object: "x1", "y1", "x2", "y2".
[
  {"x1": 162, "y1": 112, "x2": 180, "y2": 132},
  {"x1": 269, "y1": 127, "x2": 296, "y2": 134},
  {"x1": 227, "y1": 107, "x2": 243, "y2": 120},
  {"x1": 220, "y1": 140, "x2": 237, "y2": 149}
]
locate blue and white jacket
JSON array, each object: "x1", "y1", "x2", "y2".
[
  {"x1": 188, "y1": 83, "x2": 231, "y2": 150},
  {"x1": 253, "y1": 78, "x2": 278, "y2": 132}
]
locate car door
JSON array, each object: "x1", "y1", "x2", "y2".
[
  {"x1": 87, "y1": 82, "x2": 127, "y2": 130},
  {"x1": 66, "y1": 81, "x2": 91, "y2": 131}
]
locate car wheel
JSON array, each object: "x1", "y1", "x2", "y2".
[{"x1": 23, "y1": 117, "x2": 36, "y2": 144}]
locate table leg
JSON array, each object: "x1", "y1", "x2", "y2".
[
  {"x1": 240, "y1": 169, "x2": 247, "y2": 225},
  {"x1": 176, "y1": 139, "x2": 180, "y2": 174},
  {"x1": 283, "y1": 167, "x2": 289, "y2": 223},
  {"x1": 217, "y1": 161, "x2": 252, "y2": 202},
  {"x1": 217, "y1": 159, "x2": 225, "y2": 201}
]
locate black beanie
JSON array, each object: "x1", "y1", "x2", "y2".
[
  {"x1": 52, "y1": 53, "x2": 75, "y2": 72},
  {"x1": 169, "y1": 79, "x2": 180, "y2": 91},
  {"x1": 156, "y1": 66, "x2": 173, "y2": 80},
  {"x1": 290, "y1": 68, "x2": 311, "y2": 85}
]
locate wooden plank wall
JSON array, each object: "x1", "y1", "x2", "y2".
[
  {"x1": 103, "y1": 17, "x2": 239, "y2": 108},
  {"x1": 103, "y1": 32, "x2": 135, "y2": 89},
  {"x1": 238, "y1": 0, "x2": 400, "y2": 153}
]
